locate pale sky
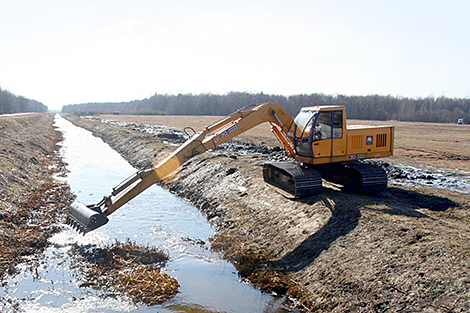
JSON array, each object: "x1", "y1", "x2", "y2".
[{"x1": 0, "y1": 0, "x2": 468, "y2": 111}]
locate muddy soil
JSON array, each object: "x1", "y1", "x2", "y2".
[
  {"x1": 0, "y1": 114, "x2": 74, "y2": 280},
  {"x1": 64, "y1": 114, "x2": 470, "y2": 312}
]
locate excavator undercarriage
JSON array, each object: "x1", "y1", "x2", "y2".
[
  {"x1": 263, "y1": 163, "x2": 322, "y2": 198},
  {"x1": 263, "y1": 161, "x2": 387, "y2": 198},
  {"x1": 316, "y1": 161, "x2": 388, "y2": 193}
]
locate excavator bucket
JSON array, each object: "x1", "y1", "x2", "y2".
[{"x1": 66, "y1": 202, "x2": 109, "y2": 234}]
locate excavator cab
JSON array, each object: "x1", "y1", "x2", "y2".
[
  {"x1": 293, "y1": 108, "x2": 317, "y2": 157},
  {"x1": 292, "y1": 106, "x2": 346, "y2": 159},
  {"x1": 262, "y1": 106, "x2": 349, "y2": 199}
]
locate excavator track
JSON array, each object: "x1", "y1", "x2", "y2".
[
  {"x1": 263, "y1": 162, "x2": 322, "y2": 198},
  {"x1": 316, "y1": 161, "x2": 388, "y2": 193}
]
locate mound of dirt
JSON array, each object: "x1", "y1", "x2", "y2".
[{"x1": 64, "y1": 114, "x2": 470, "y2": 312}]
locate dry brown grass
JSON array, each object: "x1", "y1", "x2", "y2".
[
  {"x1": 349, "y1": 119, "x2": 470, "y2": 172},
  {"x1": 73, "y1": 239, "x2": 179, "y2": 305},
  {"x1": 0, "y1": 178, "x2": 71, "y2": 274},
  {"x1": 0, "y1": 114, "x2": 74, "y2": 279},
  {"x1": 98, "y1": 114, "x2": 470, "y2": 173}
]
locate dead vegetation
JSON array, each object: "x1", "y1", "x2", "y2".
[
  {"x1": 0, "y1": 178, "x2": 71, "y2": 275},
  {"x1": 72, "y1": 239, "x2": 179, "y2": 305},
  {"x1": 211, "y1": 230, "x2": 313, "y2": 309},
  {"x1": 0, "y1": 114, "x2": 74, "y2": 280}
]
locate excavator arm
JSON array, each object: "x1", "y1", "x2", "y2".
[{"x1": 67, "y1": 103, "x2": 296, "y2": 233}]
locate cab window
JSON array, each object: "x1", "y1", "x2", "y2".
[
  {"x1": 296, "y1": 116, "x2": 315, "y2": 156},
  {"x1": 333, "y1": 111, "x2": 343, "y2": 139},
  {"x1": 313, "y1": 111, "x2": 332, "y2": 141},
  {"x1": 294, "y1": 110, "x2": 317, "y2": 136},
  {"x1": 294, "y1": 110, "x2": 317, "y2": 157}
]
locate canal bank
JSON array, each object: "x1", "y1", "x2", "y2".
[
  {"x1": 1, "y1": 113, "x2": 468, "y2": 312},
  {"x1": 0, "y1": 114, "x2": 73, "y2": 281},
  {"x1": 63, "y1": 114, "x2": 470, "y2": 312},
  {"x1": 1, "y1": 115, "x2": 289, "y2": 312}
]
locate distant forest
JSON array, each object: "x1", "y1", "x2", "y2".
[
  {"x1": 62, "y1": 92, "x2": 469, "y2": 123},
  {"x1": 0, "y1": 87, "x2": 47, "y2": 114}
]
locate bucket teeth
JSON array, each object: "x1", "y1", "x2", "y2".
[{"x1": 66, "y1": 201, "x2": 109, "y2": 234}]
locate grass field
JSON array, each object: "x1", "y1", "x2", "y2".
[{"x1": 98, "y1": 114, "x2": 470, "y2": 173}]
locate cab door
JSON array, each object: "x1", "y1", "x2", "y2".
[
  {"x1": 312, "y1": 111, "x2": 332, "y2": 157},
  {"x1": 332, "y1": 110, "x2": 346, "y2": 156}
]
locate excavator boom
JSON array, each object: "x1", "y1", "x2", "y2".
[
  {"x1": 67, "y1": 103, "x2": 297, "y2": 233},
  {"x1": 67, "y1": 102, "x2": 394, "y2": 233}
]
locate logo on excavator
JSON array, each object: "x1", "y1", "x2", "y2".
[
  {"x1": 220, "y1": 124, "x2": 239, "y2": 139},
  {"x1": 349, "y1": 154, "x2": 366, "y2": 160},
  {"x1": 366, "y1": 136, "x2": 373, "y2": 145}
]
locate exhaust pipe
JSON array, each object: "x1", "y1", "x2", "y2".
[{"x1": 66, "y1": 202, "x2": 109, "y2": 234}]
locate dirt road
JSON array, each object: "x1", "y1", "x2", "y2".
[{"x1": 64, "y1": 114, "x2": 470, "y2": 312}]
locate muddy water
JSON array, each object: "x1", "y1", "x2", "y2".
[{"x1": 0, "y1": 115, "x2": 288, "y2": 312}]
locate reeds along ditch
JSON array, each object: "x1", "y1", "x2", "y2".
[
  {"x1": 0, "y1": 164, "x2": 74, "y2": 279},
  {"x1": 71, "y1": 239, "x2": 179, "y2": 305}
]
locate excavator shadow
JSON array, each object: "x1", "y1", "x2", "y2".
[{"x1": 276, "y1": 186, "x2": 458, "y2": 272}]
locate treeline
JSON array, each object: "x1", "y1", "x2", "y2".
[
  {"x1": 0, "y1": 87, "x2": 47, "y2": 114},
  {"x1": 62, "y1": 92, "x2": 469, "y2": 123}
]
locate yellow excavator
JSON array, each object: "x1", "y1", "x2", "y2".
[{"x1": 67, "y1": 103, "x2": 394, "y2": 233}]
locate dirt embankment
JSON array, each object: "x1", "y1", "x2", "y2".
[
  {"x1": 64, "y1": 114, "x2": 470, "y2": 312},
  {"x1": 0, "y1": 114, "x2": 74, "y2": 279}
]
